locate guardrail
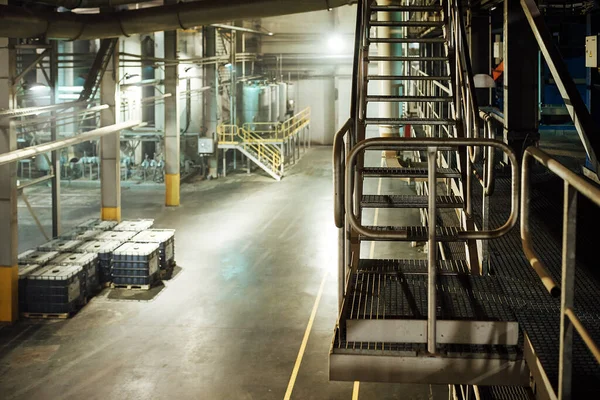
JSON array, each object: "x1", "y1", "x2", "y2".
[
  {"x1": 216, "y1": 124, "x2": 282, "y2": 172},
  {"x1": 341, "y1": 137, "x2": 519, "y2": 241},
  {"x1": 242, "y1": 107, "x2": 311, "y2": 141},
  {"x1": 521, "y1": 146, "x2": 600, "y2": 398}
]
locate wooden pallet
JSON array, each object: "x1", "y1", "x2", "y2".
[
  {"x1": 21, "y1": 312, "x2": 70, "y2": 320},
  {"x1": 110, "y1": 283, "x2": 152, "y2": 291}
]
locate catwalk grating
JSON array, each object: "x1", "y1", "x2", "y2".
[
  {"x1": 360, "y1": 225, "x2": 464, "y2": 241},
  {"x1": 362, "y1": 167, "x2": 461, "y2": 178},
  {"x1": 361, "y1": 194, "x2": 463, "y2": 208}
]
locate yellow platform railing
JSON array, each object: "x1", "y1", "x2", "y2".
[
  {"x1": 241, "y1": 107, "x2": 311, "y2": 142},
  {"x1": 217, "y1": 124, "x2": 282, "y2": 173}
]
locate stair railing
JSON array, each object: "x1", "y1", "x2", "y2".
[
  {"x1": 238, "y1": 127, "x2": 282, "y2": 172},
  {"x1": 521, "y1": 146, "x2": 600, "y2": 399}
]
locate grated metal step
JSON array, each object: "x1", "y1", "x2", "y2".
[
  {"x1": 360, "y1": 225, "x2": 464, "y2": 241},
  {"x1": 369, "y1": 20, "x2": 445, "y2": 28},
  {"x1": 365, "y1": 117, "x2": 456, "y2": 126},
  {"x1": 362, "y1": 167, "x2": 461, "y2": 179},
  {"x1": 366, "y1": 95, "x2": 453, "y2": 103},
  {"x1": 361, "y1": 194, "x2": 463, "y2": 209},
  {"x1": 371, "y1": 5, "x2": 443, "y2": 12},
  {"x1": 367, "y1": 75, "x2": 451, "y2": 81},
  {"x1": 367, "y1": 56, "x2": 448, "y2": 62},
  {"x1": 368, "y1": 37, "x2": 446, "y2": 44},
  {"x1": 476, "y1": 386, "x2": 535, "y2": 400},
  {"x1": 358, "y1": 258, "x2": 469, "y2": 275}
]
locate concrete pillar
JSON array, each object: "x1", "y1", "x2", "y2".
[
  {"x1": 164, "y1": 29, "x2": 180, "y2": 206},
  {"x1": 0, "y1": 32, "x2": 18, "y2": 322},
  {"x1": 503, "y1": 0, "x2": 539, "y2": 160},
  {"x1": 100, "y1": 42, "x2": 121, "y2": 221}
]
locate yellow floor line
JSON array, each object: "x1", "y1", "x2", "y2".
[
  {"x1": 283, "y1": 270, "x2": 329, "y2": 400},
  {"x1": 352, "y1": 381, "x2": 360, "y2": 400}
]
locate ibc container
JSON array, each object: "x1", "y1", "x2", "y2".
[
  {"x1": 131, "y1": 229, "x2": 175, "y2": 269},
  {"x1": 113, "y1": 219, "x2": 154, "y2": 232},
  {"x1": 112, "y1": 242, "x2": 160, "y2": 286},
  {"x1": 75, "y1": 240, "x2": 122, "y2": 284},
  {"x1": 51, "y1": 253, "x2": 100, "y2": 297},
  {"x1": 38, "y1": 239, "x2": 83, "y2": 253},
  {"x1": 18, "y1": 250, "x2": 60, "y2": 266},
  {"x1": 26, "y1": 264, "x2": 84, "y2": 314},
  {"x1": 95, "y1": 230, "x2": 137, "y2": 242},
  {"x1": 18, "y1": 264, "x2": 42, "y2": 313}
]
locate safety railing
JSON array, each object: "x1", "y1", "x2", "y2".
[
  {"x1": 521, "y1": 146, "x2": 600, "y2": 399},
  {"x1": 340, "y1": 138, "x2": 519, "y2": 241},
  {"x1": 242, "y1": 107, "x2": 311, "y2": 141},
  {"x1": 447, "y1": 0, "x2": 480, "y2": 162},
  {"x1": 217, "y1": 124, "x2": 282, "y2": 172}
]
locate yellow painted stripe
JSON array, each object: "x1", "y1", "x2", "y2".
[
  {"x1": 283, "y1": 271, "x2": 328, "y2": 400},
  {"x1": 0, "y1": 265, "x2": 19, "y2": 322},
  {"x1": 165, "y1": 173, "x2": 180, "y2": 207},
  {"x1": 101, "y1": 207, "x2": 121, "y2": 222},
  {"x1": 352, "y1": 381, "x2": 360, "y2": 400}
]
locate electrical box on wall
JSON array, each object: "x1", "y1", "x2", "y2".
[
  {"x1": 198, "y1": 138, "x2": 214, "y2": 154},
  {"x1": 586, "y1": 35, "x2": 599, "y2": 68}
]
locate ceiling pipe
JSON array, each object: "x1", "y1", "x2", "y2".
[
  {"x1": 0, "y1": 0, "x2": 353, "y2": 40},
  {"x1": 22, "y1": 0, "x2": 156, "y2": 9}
]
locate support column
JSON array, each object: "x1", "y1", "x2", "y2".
[
  {"x1": 100, "y1": 41, "x2": 121, "y2": 221},
  {"x1": 50, "y1": 42, "x2": 61, "y2": 236},
  {"x1": 164, "y1": 28, "x2": 180, "y2": 206},
  {"x1": 204, "y1": 27, "x2": 219, "y2": 179},
  {"x1": 0, "y1": 32, "x2": 18, "y2": 322},
  {"x1": 503, "y1": 0, "x2": 539, "y2": 159}
]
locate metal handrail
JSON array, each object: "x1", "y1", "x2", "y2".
[
  {"x1": 345, "y1": 138, "x2": 519, "y2": 240},
  {"x1": 242, "y1": 107, "x2": 311, "y2": 140},
  {"x1": 520, "y1": 0, "x2": 600, "y2": 174},
  {"x1": 475, "y1": 110, "x2": 500, "y2": 196},
  {"x1": 448, "y1": 0, "x2": 481, "y2": 162},
  {"x1": 521, "y1": 146, "x2": 600, "y2": 398},
  {"x1": 333, "y1": 118, "x2": 353, "y2": 228}
]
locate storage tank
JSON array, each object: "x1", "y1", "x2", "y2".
[
  {"x1": 278, "y1": 82, "x2": 287, "y2": 122},
  {"x1": 258, "y1": 84, "x2": 271, "y2": 123},
  {"x1": 269, "y1": 83, "x2": 279, "y2": 122},
  {"x1": 286, "y1": 82, "x2": 296, "y2": 116},
  {"x1": 242, "y1": 84, "x2": 260, "y2": 125}
]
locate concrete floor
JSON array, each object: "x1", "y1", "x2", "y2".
[{"x1": 1, "y1": 145, "x2": 448, "y2": 399}]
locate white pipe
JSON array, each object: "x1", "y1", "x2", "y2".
[{"x1": 0, "y1": 121, "x2": 140, "y2": 166}]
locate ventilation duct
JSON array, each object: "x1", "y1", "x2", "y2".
[{"x1": 0, "y1": 0, "x2": 353, "y2": 40}]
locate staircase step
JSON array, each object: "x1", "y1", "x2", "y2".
[
  {"x1": 361, "y1": 194, "x2": 463, "y2": 209},
  {"x1": 371, "y1": 5, "x2": 443, "y2": 12},
  {"x1": 362, "y1": 167, "x2": 461, "y2": 179},
  {"x1": 369, "y1": 21, "x2": 445, "y2": 28},
  {"x1": 367, "y1": 56, "x2": 448, "y2": 62},
  {"x1": 365, "y1": 117, "x2": 456, "y2": 126},
  {"x1": 366, "y1": 95, "x2": 453, "y2": 103},
  {"x1": 358, "y1": 258, "x2": 469, "y2": 275},
  {"x1": 368, "y1": 37, "x2": 446, "y2": 44},
  {"x1": 367, "y1": 75, "x2": 451, "y2": 81},
  {"x1": 360, "y1": 225, "x2": 464, "y2": 241}
]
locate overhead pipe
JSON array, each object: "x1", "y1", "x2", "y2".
[
  {"x1": 0, "y1": 0, "x2": 353, "y2": 40},
  {"x1": 0, "y1": 121, "x2": 140, "y2": 166},
  {"x1": 22, "y1": 0, "x2": 156, "y2": 9}
]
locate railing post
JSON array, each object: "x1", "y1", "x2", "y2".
[
  {"x1": 559, "y1": 181, "x2": 577, "y2": 400},
  {"x1": 427, "y1": 146, "x2": 438, "y2": 354}
]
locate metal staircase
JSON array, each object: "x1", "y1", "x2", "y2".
[
  {"x1": 330, "y1": 0, "x2": 527, "y2": 388},
  {"x1": 217, "y1": 124, "x2": 283, "y2": 181}
]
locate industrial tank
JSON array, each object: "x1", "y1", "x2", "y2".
[
  {"x1": 258, "y1": 85, "x2": 271, "y2": 123},
  {"x1": 269, "y1": 83, "x2": 279, "y2": 122},
  {"x1": 278, "y1": 82, "x2": 287, "y2": 122},
  {"x1": 242, "y1": 84, "x2": 260, "y2": 125}
]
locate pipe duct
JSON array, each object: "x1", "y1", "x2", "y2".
[{"x1": 0, "y1": 0, "x2": 353, "y2": 40}]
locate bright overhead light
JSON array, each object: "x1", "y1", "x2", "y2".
[
  {"x1": 328, "y1": 34, "x2": 345, "y2": 53},
  {"x1": 268, "y1": 32, "x2": 274, "y2": 36},
  {"x1": 224, "y1": 62, "x2": 232, "y2": 68}
]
